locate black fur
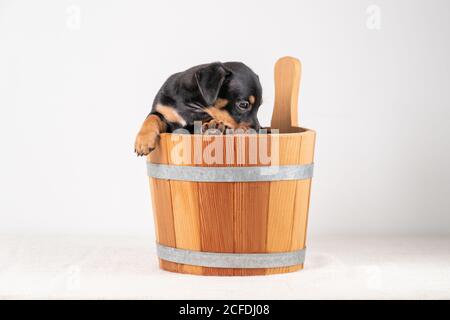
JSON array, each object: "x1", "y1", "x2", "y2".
[{"x1": 150, "y1": 62, "x2": 262, "y2": 132}]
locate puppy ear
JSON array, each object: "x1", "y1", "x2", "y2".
[{"x1": 195, "y1": 63, "x2": 230, "y2": 106}]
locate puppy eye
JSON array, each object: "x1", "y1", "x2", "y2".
[{"x1": 237, "y1": 101, "x2": 250, "y2": 110}]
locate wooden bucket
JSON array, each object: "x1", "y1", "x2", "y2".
[{"x1": 146, "y1": 57, "x2": 316, "y2": 276}]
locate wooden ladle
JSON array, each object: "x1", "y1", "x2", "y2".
[{"x1": 271, "y1": 56, "x2": 302, "y2": 132}]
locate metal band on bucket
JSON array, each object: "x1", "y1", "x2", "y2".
[
  {"x1": 156, "y1": 244, "x2": 306, "y2": 268},
  {"x1": 147, "y1": 163, "x2": 313, "y2": 182}
]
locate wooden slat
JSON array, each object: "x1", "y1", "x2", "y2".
[
  {"x1": 265, "y1": 134, "x2": 302, "y2": 274},
  {"x1": 291, "y1": 131, "x2": 316, "y2": 254},
  {"x1": 198, "y1": 135, "x2": 235, "y2": 275},
  {"x1": 166, "y1": 134, "x2": 203, "y2": 275},
  {"x1": 147, "y1": 135, "x2": 178, "y2": 272},
  {"x1": 233, "y1": 134, "x2": 270, "y2": 275}
]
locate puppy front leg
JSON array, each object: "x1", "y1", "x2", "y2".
[{"x1": 134, "y1": 114, "x2": 167, "y2": 156}]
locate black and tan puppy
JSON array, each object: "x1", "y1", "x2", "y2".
[{"x1": 135, "y1": 62, "x2": 262, "y2": 156}]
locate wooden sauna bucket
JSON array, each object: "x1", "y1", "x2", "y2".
[{"x1": 146, "y1": 57, "x2": 316, "y2": 276}]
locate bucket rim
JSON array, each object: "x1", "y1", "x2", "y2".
[{"x1": 158, "y1": 126, "x2": 315, "y2": 138}]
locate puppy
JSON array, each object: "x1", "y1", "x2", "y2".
[{"x1": 135, "y1": 62, "x2": 262, "y2": 156}]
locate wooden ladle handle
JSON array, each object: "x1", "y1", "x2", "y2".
[{"x1": 270, "y1": 56, "x2": 302, "y2": 132}]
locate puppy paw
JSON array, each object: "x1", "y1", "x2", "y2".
[
  {"x1": 134, "y1": 130, "x2": 159, "y2": 156},
  {"x1": 233, "y1": 125, "x2": 256, "y2": 134},
  {"x1": 202, "y1": 119, "x2": 226, "y2": 135}
]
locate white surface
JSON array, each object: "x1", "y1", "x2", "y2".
[
  {"x1": 1, "y1": 234, "x2": 449, "y2": 299},
  {"x1": 1, "y1": 0, "x2": 450, "y2": 237}
]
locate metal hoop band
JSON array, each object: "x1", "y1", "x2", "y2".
[
  {"x1": 156, "y1": 244, "x2": 306, "y2": 268},
  {"x1": 147, "y1": 163, "x2": 313, "y2": 182}
]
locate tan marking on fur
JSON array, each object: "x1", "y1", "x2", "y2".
[
  {"x1": 205, "y1": 108, "x2": 238, "y2": 129},
  {"x1": 248, "y1": 95, "x2": 255, "y2": 105},
  {"x1": 156, "y1": 104, "x2": 187, "y2": 126},
  {"x1": 134, "y1": 114, "x2": 167, "y2": 156},
  {"x1": 213, "y1": 98, "x2": 229, "y2": 109},
  {"x1": 141, "y1": 114, "x2": 167, "y2": 133}
]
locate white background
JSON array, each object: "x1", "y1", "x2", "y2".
[{"x1": 1, "y1": 0, "x2": 450, "y2": 238}]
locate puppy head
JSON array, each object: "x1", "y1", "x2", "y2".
[{"x1": 194, "y1": 62, "x2": 262, "y2": 130}]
